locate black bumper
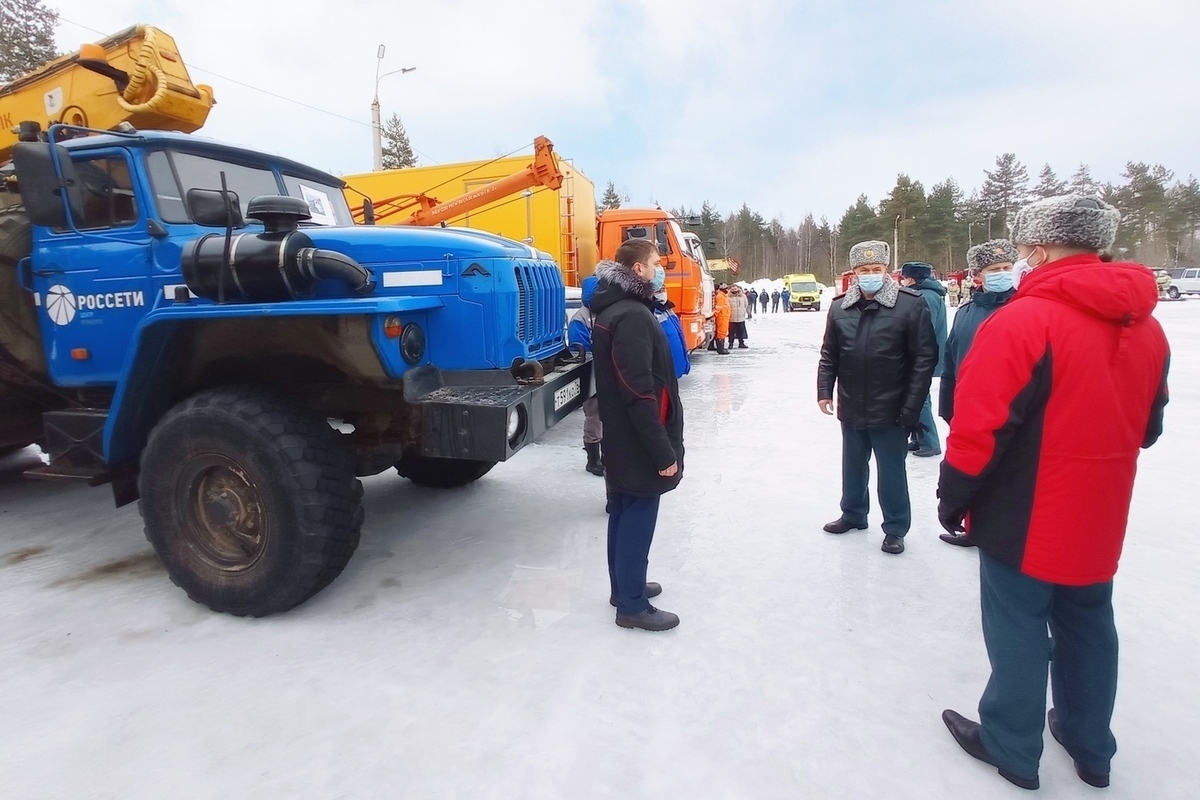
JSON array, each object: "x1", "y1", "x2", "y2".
[{"x1": 404, "y1": 358, "x2": 593, "y2": 462}]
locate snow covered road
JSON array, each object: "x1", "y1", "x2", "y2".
[{"x1": 1, "y1": 299, "x2": 1197, "y2": 799}]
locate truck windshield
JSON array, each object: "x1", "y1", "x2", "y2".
[
  {"x1": 147, "y1": 150, "x2": 280, "y2": 223},
  {"x1": 146, "y1": 151, "x2": 353, "y2": 227},
  {"x1": 792, "y1": 281, "x2": 818, "y2": 293}
]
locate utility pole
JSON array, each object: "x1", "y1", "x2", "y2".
[
  {"x1": 372, "y1": 44, "x2": 416, "y2": 171},
  {"x1": 894, "y1": 214, "x2": 901, "y2": 271}
]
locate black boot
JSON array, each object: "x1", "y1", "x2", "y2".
[
  {"x1": 584, "y1": 442, "x2": 604, "y2": 477},
  {"x1": 823, "y1": 517, "x2": 867, "y2": 534},
  {"x1": 615, "y1": 605, "x2": 680, "y2": 631},
  {"x1": 942, "y1": 710, "x2": 1039, "y2": 790},
  {"x1": 610, "y1": 582, "x2": 662, "y2": 607},
  {"x1": 1048, "y1": 708, "x2": 1110, "y2": 788}
]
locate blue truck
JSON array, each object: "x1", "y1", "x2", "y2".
[{"x1": 0, "y1": 125, "x2": 591, "y2": 615}]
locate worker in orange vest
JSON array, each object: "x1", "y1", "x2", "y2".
[{"x1": 708, "y1": 285, "x2": 731, "y2": 355}]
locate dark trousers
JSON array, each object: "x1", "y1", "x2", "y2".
[
  {"x1": 839, "y1": 423, "x2": 910, "y2": 535},
  {"x1": 771, "y1": 300, "x2": 780, "y2": 312},
  {"x1": 978, "y1": 551, "x2": 1118, "y2": 779},
  {"x1": 729, "y1": 321, "x2": 747, "y2": 346},
  {"x1": 607, "y1": 491, "x2": 661, "y2": 615}
]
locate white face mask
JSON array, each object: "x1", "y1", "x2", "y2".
[{"x1": 1010, "y1": 249, "x2": 1043, "y2": 291}]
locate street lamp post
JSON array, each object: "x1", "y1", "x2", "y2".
[
  {"x1": 372, "y1": 44, "x2": 416, "y2": 171},
  {"x1": 893, "y1": 214, "x2": 901, "y2": 271}
]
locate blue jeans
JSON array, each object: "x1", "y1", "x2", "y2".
[
  {"x1": 978, "y1": 551, "x2": 1118, "y2": 779},
  {"x1": 839, "y1": 423, "x2": 911, "y2": 536},
  {"x1": 916, "y1": 392, "x2": 941, "y2": 452},
  {"x1": 607, "y1": 492, "x2": 661, "y2": 615}
]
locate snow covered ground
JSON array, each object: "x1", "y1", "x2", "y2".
[{"x1": 1, "y1": 296, "x2": 1197, "y2": 799}]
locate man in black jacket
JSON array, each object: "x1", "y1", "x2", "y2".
[
  {"x1": 591, "y1": 239, "x2": 685, "y2": 631},
  {"x1": 817, "y1": 240, "x2": 937, "y2": 554}
]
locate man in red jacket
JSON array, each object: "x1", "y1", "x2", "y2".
[{"x1": 937, "y1": 196, "x2": 1170, "y2": 791}]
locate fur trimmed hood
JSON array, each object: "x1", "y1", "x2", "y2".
[
  {"x1": 590, "y1": 259, "x2": 654, "y2": 313},
  {"x1": 841, "y1": 275, "x2": 900, "y2": 309}
]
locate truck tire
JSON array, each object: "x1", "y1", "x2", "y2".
[
  {"x1": 395, "y1": 453, "x2": 496, "y2": 488},
  {"x1": 139, "y1": 387, "x2": 363, "y2": 616},
  {"x1": 1167, "y1": 286, "x2": 1180, "y2": 299}
]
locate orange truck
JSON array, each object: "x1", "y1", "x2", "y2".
[{"x1": 342, "y1": 142, "x2": 715, "y2": 350}]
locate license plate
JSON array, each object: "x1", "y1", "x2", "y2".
[{"x1": 554, "y1": 378, "x2": 581, "y2": 411}]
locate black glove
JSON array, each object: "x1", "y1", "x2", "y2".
[
  {"x1": 901, "y1": 416, "x2": 928, "y2": 437},
  {"x1": 938, "y1": 503, "x2": 966, "y2": 535}
]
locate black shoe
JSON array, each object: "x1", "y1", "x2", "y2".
[
  {"x1": 939, "y1": 532, "x2": 976, "y2": 547},
  {"x1": 823, "y1": 517, "x2": 867, "y2": 534},
  {"x1": 1048, "y1": 708, "x2": 1110, "y2": 788},
  {"x1": 615, "y1": 605, "x2": 680, "y2": 631},
  {"x1": 907, "y1": 439, "x2": 920, "y2": 452},
  {"x1": 610, "y1": 582, "x2": 662, "y2": 607},
  {"x1": 881, "y1": 534, "x2": 905, "y2": 554},
  {"x1": 738, "y1": 343, "x2": 748, "y2": 349},
  {"x1": 584, "y1": 442, "x2": 605, "y2": 477},
  {"x1": 913, "y1": 448, "x2": 942, "y2": 458},
  {"x1": 942, "y1": 710, "x2": 1039, "y2": 791}
]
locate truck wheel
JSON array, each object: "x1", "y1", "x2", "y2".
[
  {"x1": 139, "y1": 387, "x2": 363, "y2": 616},
  {"x1": 395, "y1": 453, "x2": 495, "y2": 488},
  {"x1": 1167, "y1": 286, "x2": 1180, "y2": 299}
]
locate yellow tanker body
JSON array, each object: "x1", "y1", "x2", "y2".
[
  {"x1": 344, "y1": 156, "x2": 597, "y2": 286},
  {"x1": 0, "y1": 25, "x2": 214, "y2": 158}
]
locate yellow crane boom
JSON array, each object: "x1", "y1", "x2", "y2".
[{"x1": 0, "y1": 25, "x2": 215, "y2": 162}]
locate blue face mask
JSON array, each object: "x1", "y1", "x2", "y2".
[
  {"x1": 857, "y1": 274, "x2": 884, "y2": 294},
  {"x1": 983, "y1": 270, "x2": 1014, "y2": 293},
  {"x1": 650, "y1": 265, "x2": 666, "y2": 291}
]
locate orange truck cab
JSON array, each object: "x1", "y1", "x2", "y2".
[{"x1": 596, "y1": 208, "x2": 714, "y2": 351}]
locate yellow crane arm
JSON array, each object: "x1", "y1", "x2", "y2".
[{"x1": 0, "y1": 25, "x2": 215, "y2": 162}]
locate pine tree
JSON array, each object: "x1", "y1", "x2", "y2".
[
  {"x1": 979, "y1": 153, "x2": 1030, "y2": 235},
  {"x1": 836, "y1": 195, "x2": 881, "y2": 270},
  {"x1": 380, "y1": 113, "x2": 417, "y2": 170},
  {"x1": 878, "y1": 174, "x2": 927, "y2": 265},
  {"x1": 1033, "y1": 164, "x2": 1068, "y2": 199},
  {"x1": 1069, "y1": 164, "x2": 1099, "y2": 196},
  {"x1": 599, "y1": 181, "x2": 623, "y2": 211},
  {"x1": 0, "y1": 0, "x2": 59, "y2": 82},
  {"x1": 922, "y1": 179, "x2": 966, "y2": 272}
]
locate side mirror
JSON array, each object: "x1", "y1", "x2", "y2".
[
  {"x1": 11, "y1": 142, "x2": 86, "y2": 228},
  {"x1": 362, "y1": 198, "x2": 376, "y2": 225},
  {"x1": 657, "y1": 242, "x2": 670, "y2": 257},
  {"x1": 186, "y1": 188, "x2": 243, "y2": 228}
]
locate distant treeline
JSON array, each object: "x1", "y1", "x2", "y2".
[{"x1": 622, "y1": 155, "x2": 1200, "y2": 283}]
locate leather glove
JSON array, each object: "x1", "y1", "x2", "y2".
[{"x1": 938, "y1": 504, "x2": 966, "y2": 535}]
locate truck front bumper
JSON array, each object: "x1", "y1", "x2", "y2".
[{"x1": 404, "y1": 358, "x2": 593, "y2": 462}]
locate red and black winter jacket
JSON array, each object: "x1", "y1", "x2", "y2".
[
  {"x1": 938, "y1": 254, "x2": 1170, "y2": 585},
  {"x1": 590, "y1": 261, "x2": 685, "y2": 497}
]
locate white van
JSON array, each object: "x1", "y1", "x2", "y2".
[{"x1": 1166, "y1": 267, "x2": 1200, "y2": 298}]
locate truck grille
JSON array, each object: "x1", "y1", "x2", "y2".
[{"x1": 514, "y1": 262, "x2": 565, "y2": 353}]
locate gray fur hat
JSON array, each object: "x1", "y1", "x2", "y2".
[
  {"x1": 848, "y1": 240, "x2": 890, "y2": 269},
  {"x1": 967, "y1": 239, "x2": 1020, "y2": 271},
  {"x1": 1010, "y1": 195, "x2": 1120, "y2": 251}
]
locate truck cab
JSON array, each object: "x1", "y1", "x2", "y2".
[
  {"x1": 1, "y1": 125, "x2": 590, "y2": 616},
  {"x1": 596, "y1": 208, "x2": 713, "y2": 350}
]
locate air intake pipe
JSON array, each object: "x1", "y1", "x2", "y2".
[{"x1": 181, "y1": 195, "x2": 375, "y2": 302}]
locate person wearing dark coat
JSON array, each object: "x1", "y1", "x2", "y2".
[
  {"x1": 590, "y1": 239, "x2": 685, "y2": 632},
  {"x1": 817, "y1": 240, "x2": 937, "y2": 555},
  {"x1": 781, "y1": 287, "x2": 791, "y2": 311},
  {"x1": 936, "y1": 239, "x2": 1018, "y2": 547},
  {"x1": 760, "y1": 290, "x2": 770, "y2": 313},
  {"x1": 770, "y1": 289, "x2": 781, "y2": 312},
  {"x1": 938, "y1": 196, "x2": 1170, "y2": 791},
  {"x1": 900, "y1": 261, "x2": 948, "y2": 457},
  {"x1": 746, "y1": 287, "x2": 757, "y2": 318}
]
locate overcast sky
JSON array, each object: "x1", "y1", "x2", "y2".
[{"x1": 48, "y1": 0, "x2": 1200, "y2": 225}]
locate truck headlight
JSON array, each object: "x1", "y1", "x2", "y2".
[
  {"x1": 507, "y1": 404, "x2": 527, "y2": 447},
  {"x1": 400, "y1": 323, "x2": 426, "y2": 365}
]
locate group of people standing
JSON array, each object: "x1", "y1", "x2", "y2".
[
  {"x1": 818, "y1": 194, "x2": 1170, "y2": 791},
  {"x1": 747, "y1": 286, "x2": 791, "y2": 314},
  {"x1": 566, "y1": 193, "x2": 1171, "y2": 792}
]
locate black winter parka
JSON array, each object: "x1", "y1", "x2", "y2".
[
  {"x1": 817, "y1": 280, "x2": 937, "y2": 429},
  {"x1": 590, "y1": 261, "x2": 685, "y2": 497}
]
